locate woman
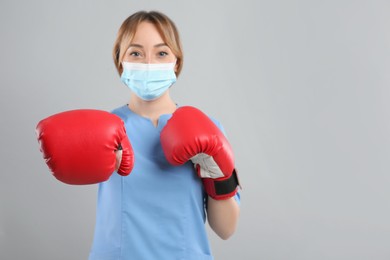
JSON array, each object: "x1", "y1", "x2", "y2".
[{"x1": 88, "y1": 11, "x2": 241, "y2": 260}]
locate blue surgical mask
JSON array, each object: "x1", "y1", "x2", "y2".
[{"x1": 121, "y1": 62, "x2": 177, "y2": 101}]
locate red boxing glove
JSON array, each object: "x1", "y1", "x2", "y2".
[
  {"x1": 160, "y1": 106, "x2": 240, "y2": 200},
  {"x1": 36, "y1": 109, "x2": 134, "y2": 185}
]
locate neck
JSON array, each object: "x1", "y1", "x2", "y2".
[{"x1": 128, "y1": 90, "x2": 177, "y2": 123}]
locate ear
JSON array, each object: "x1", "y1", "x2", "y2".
[{"x1": 174, "y1": 60, "x2": 179, "y2": 73}]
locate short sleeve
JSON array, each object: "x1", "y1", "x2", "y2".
[
  {"x1": 209, "y1": 117, "x2": 227, "y2": 137},
  {"x1": 233, "y1": 191, "x2": 241, "y2": 206}
]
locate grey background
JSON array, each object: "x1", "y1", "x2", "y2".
[{"x1": 1, "y1": 0, "x2": 390, "y2": 259}]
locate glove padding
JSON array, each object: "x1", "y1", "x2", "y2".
[
  {"x1": 36, "y1": 109, "x2": 134, "y2": 185},
  {"x1": 160, "y1": 106, "x2": 240, "y2": 200}
]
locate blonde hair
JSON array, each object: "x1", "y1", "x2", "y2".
[{"x1": 113, "y1": 11, "x2": 183, "y2": 77}]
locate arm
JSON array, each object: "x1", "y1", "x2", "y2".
[
  {"x1": 207, "y1": 196, "x2": 240, "y2": 240},
  {"x1": 160, "y1": 106, "x2": 241, "y2": 239}
]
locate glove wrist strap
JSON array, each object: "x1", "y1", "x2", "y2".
[{"x1": 203, "y1": 169, "x2": 241, "y2": 200}]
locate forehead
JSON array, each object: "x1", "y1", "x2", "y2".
[{"x1": 131, "y1": 21, "x2": 165, "y2": 45}]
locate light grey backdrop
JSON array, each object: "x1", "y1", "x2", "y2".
[{"x1": 1, "y1": 0, "x2": 390, "y2": 259}]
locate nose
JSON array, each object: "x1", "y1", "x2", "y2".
[
  {"x1": 143, "y1": 52, "x2": 154, "y2": 64},
  {"x1": 145, "y1": 56, "x2": 152, "y2": 64}
]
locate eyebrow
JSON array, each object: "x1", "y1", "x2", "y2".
[{"x1": 128, "y1": 43, "x2": 168, "y2": 48}]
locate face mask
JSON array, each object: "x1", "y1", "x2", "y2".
[{"x1": 121, "y1": 62, "x2": 177, "y2": 101}]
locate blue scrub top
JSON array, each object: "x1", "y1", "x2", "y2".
[{"x1": 89, "y1": 105, "x2": 239, "y2": 260}]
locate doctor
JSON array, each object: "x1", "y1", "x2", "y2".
[{"x1": 89, "y1": 10, "x2": 241, "y2": 260}]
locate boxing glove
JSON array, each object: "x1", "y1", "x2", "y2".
[
  {"x1": 36, "y1": 109, "x2": 134, "y2": 185},
  {"x1": 160, "y1": 106, "x2": 240, "y2": 200}
]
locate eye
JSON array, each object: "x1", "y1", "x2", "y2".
[
  {"x1": 159, "y1": 51, "x2": 168, "y2": 57},
  {"x1": 130, "y1": 51, "x2": 141, "y2": 57}
]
